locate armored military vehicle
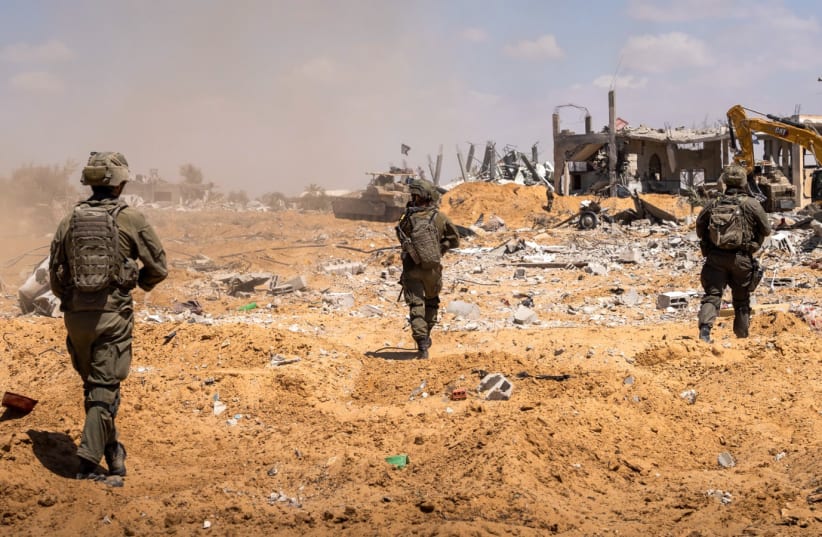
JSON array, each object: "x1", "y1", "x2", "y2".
[{"x1": 331, "y1": 168, "x2": 417, "y2": 222}]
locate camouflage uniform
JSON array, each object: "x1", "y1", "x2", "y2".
[
  {"x1": 398, "y1": 181, "x2": 459, "y2": 357},
  {"x1": 49, "y1": 154, "x2": 167, "y2": 476},
  {"x1": 695, "y1": 165, "x2": 771, "y2": 341}
]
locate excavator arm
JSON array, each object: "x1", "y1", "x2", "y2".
[
  {"x1": 727, "y1": 104, "x2": 822, "y2": 207},
  {"x1": 727, "y1": 104, "x2": 822, "y2": 172}
]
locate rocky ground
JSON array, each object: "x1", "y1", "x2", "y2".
[{"x1": 0, "y1": 183, "x2": 820, "y2": 536}]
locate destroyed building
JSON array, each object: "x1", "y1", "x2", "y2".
[
  {"x1": 553, "y1": 91, "x2": 730, "y2": 196},
  {"x1": 127, "y1": 168, "x2": 212, "y2": 205}
]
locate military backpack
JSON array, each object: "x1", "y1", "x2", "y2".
[
  {"x1": 708, "y1": 195, "x2": 748, "y2": 251},
  {"x1": 67, "y1": 201, "x2": 126, "y2": 292},
  {"x1": 399, "y1": 208, "x2": 442, "y2": 269}
]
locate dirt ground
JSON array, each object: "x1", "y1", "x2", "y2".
[{"x1": 0, "y1": 183, "x2": 820, "y2": 536}]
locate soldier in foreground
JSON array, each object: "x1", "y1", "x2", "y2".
[
  {"x1": 695, "y1": 164, "x2": 771, "y2": 343},
  {"x1": 396, "y1": 179, "x2": 460, "y2": 358},
  {"x1": 49, "y1": 152, "x2": 168, "y2": 479}
]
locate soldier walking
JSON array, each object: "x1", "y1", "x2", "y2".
[
  {"x1": 49, "y1": 152, "x2": 167, "y2": 479},
  {"x1": 695, "y1": 164, "x2": 771, "y2": 343},
  {"x1": 396, "y1": 179, "x2": 459, "y2": 358}
]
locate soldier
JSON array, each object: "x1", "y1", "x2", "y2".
[
  {"x1": 49, "y1": 151, "x2": 168, "y2": 479},
  {"x1": 396, "y1": 179, "x2": 460, "y2": 358},
  {"x1": 695, "y1": 164, "x2": 771, "y2": 343}
]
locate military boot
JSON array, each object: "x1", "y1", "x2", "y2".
[
  {"x1": 77, "y1": 457, "x2": 103, "y2": 480},
  {"x1": 104, "y1": 442, "x2": 127, "y2": 476},
  {"x1": 733, "y1": 308, "x2": 750, "y2": 338},
  {"x1": 698, "y1": 324, "x2": 712, "y2": 343},
  {"x1": 415, "y1": 337, "x2": 430, "y2": 359}
]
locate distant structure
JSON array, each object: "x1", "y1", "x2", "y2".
[{"x1": 553, "y1": 90, "x2": 730, "y2": 196}]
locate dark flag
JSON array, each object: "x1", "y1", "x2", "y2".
[{"x1": 401, "y1": 143, "x2": 411, "y2": 155}]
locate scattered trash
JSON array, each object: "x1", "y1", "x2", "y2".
[
  {"x1": 449, "y1": 388, "x2": 467, "y2": 401},
  {"x1": 238, "y1": 302, "x2": 258, "y2": 312},
  {"x1": 203, "y1": 520, "x2": 211, "y2": 529},
  {"x1": 706, "y1": 489, "x2": 733, "y2": 505},
  {"x1": 385, "y1": 454, "x2": 409, "y2": 469},
  {"x1": 1, "y1": 391, "x2": 38, "y2": 413},
  {"x1": 162, "y1": 330, "x2": 177, "y2": 345},
  {"x1": 679, "y1": 389, "x2": 698, "y2": 405},
  {"x1": 213, "y1": 400, "x2": 227, "y2": 416},
  {"x1": 268, "y1": 354, "x2": 301, "y2": 367},
  {"x1": 717, "y1": 452, "x2": 736, "y2": 468},
  {"x1": 409, "y1": 380, "x2": 427, "y2": 401}
]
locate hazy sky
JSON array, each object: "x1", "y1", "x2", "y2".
[{"x1": 1, "y1": 0, "x2": 821, "y2": 196}]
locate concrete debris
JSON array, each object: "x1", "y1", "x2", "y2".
[
  {"x1": 323, "y1": 292, "x2": 355, "y2": 309},
  {"x1": 323, "y1": 262, "x2": 365, "y2": 275},
  {"x1": 585, "y1": 262, "x2": 609, "y2": 276},
  {"x1": 446, "y1": 301, "x2": 481, "y2": 320},
  {"x1": 271, "y1": 275, "x2": 308, "y2": 295},
  {"x1": 477, "y1": 373, "x2": 513, "y2": 401},
  {"x1": 475, "y1": 213, "x2": 506, "y2": 232},
  {"x1": 617, "y1": 248, "x2": 642, "y2": 264},
  {"x1": 618, "y1": 288, "x2": 642, "y2": 306},
  {"x1": 706, "y1": 489, "x2": 733, "y2": 505},
  {"x1": 679, "y1": 389, "x2": 698, "y2": 404},
  {"x1": 358, "y1": 305, "x2": 383, "y2": 317},
  {"x1": 513, "y1": 305, "x2": 538, "y2": 325},
  {"x1": 656, "y1": 292, "x2": 689, "y2": 310},
  {"x1": 717, "y1": 452, "x2": 736, "y2": 468},
  {"x1": 215, "y1": 272, "x2": 273, "y2": 296}
]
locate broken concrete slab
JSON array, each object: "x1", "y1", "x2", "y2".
[
  {"x1": 271, "y1": 275, "x2": 308, "y2": 295},
  {"x1": 323, "y1": 262, "x2": 365, "y2": 275},
  {"x1": 656, "y1": 291, "x2": 689, "y2": 309},
  {"x1": 585, "y1": 262, "x2": 609, "y2": 276},
  {"x1": 477, "y1": 373, "x2": 513, "y2": 401},
  {"x1": 617, "y1": 248, "x2": 642, "y2": 264},
  {"x1": 619, "y1": 288, "x2": 642, "y2": 306},
  {"x1": 513, "y1": 305, "x2": 538, "y2": 325},
  {"x1": 322, "y1": 292, "x2": 355, "y2": 309}
]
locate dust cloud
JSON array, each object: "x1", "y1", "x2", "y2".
[{"x1": 1, "y1": 2, "x2": 502, "y2": 198}]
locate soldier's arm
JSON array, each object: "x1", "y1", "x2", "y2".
[
  {"x1": 48, "y1": 220, "x2": 69, "y2": 299},
  {"x1": 440, "y1": 215, "x2": 460, "y2": 252},
  {"x1": 694, "y1": 205, "x2": 710, "y2": 240},
  {"x1": 133, "y1": 217, "x2": 168, "y2": 291},
  {"x1": 747, "y1": 200, "x2": 772, "y2": 252}
]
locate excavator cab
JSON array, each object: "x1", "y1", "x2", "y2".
[{"x1": 812, "y1": 169, "x2": 822, "y2": 202}]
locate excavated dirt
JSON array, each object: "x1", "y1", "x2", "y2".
[{"x1": 0, "y1": 182, "x2": 820, "y2": 536}]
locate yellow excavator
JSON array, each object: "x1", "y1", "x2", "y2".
[{"x1": 727, "y1": 104, "x2": 822, "y2": 212}]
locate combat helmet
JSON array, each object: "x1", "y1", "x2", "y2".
[
  {"x1": 81, "y1": 151, "x2": 130, "y2": 187},
  {"x1": 409, "y1": 178, "x2": 435, "y2": 201},
  {"x1": 722, "y1": 164, "x2": 748, "y2": 188}
]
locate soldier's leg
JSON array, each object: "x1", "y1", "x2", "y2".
[
  {"x1": 730, "y1": 253, "x2": 754, "y2": 338},
  {"x1": 421, "y1": 268, "x2": 443, "y2": 345},
  {"x1": 698, "y1": 258, "x2": 727, "y2": 341},
  {"x1": 79, "y1": 383, "x2": 119, "y2": 464},
  {"x1": 402, "y1": 277, "x2": 429, "y2": 352},
  {"x1": 424, "y1": 296, "x2": 439, "y2": 340},
  {"x1": 76, "y1": 311, "x2": 133, "y2": 469}
]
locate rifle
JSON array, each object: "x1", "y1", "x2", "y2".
[{"x1": 749, "y1": 257, "x2": 764, "y2": 292}]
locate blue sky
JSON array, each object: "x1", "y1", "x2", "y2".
[{"x1": 1, "y1": 0, "x2": 821, "y2": 196}]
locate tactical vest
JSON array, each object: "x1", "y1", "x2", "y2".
[
  {"x1": 708, "y1": 195, "x2": 749, "y2": 251},
  {"x1": 405, "y1": 209, "x2": 442, "y2": 269},
  {"x1": 67, "y1": 201, "x2": 126, "y2": 292}
]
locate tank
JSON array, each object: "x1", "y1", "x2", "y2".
[{"x1": 332, "y1": 168, "x2": 416, "y2": 222}]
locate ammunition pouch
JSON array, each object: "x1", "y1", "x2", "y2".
[{"x1": 117, "y1": 258, "x2": 139, "y2": 291}]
